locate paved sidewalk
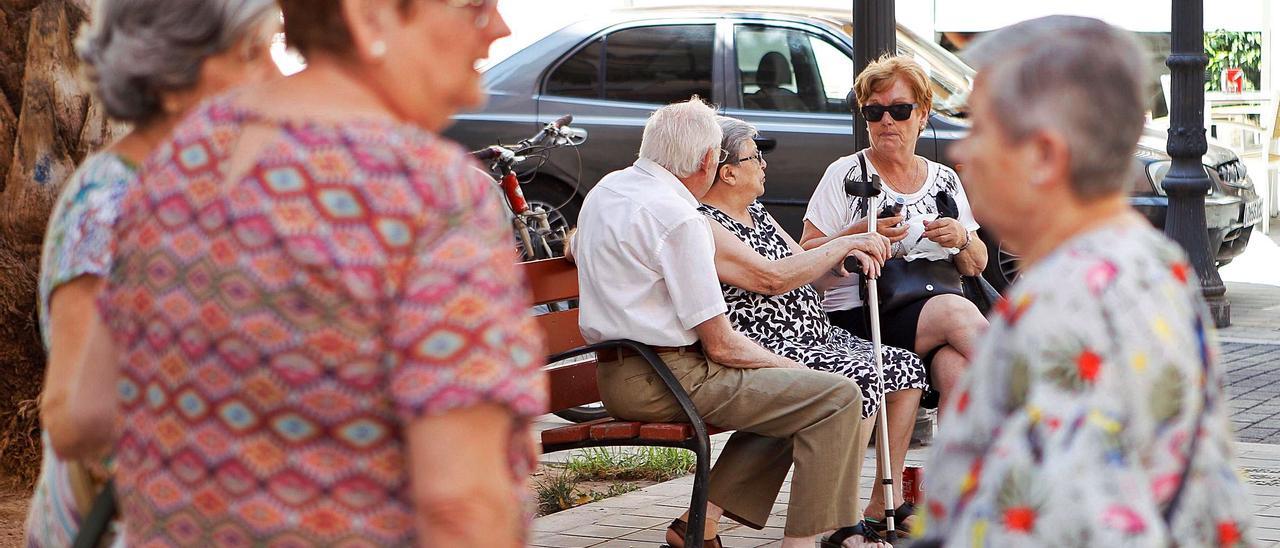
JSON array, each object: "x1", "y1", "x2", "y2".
[
  {"x1": 533, "y1": 438, "x2": 1280, "y2": 547},
  {"x1": 1227, "y1": 343, "x2": 1280, "y2": 444}
]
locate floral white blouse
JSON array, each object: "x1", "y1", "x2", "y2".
[{"x1": 916, "y1": 219, "x2": 1254, "y2": 547}]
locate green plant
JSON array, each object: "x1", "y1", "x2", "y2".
[
  {"x1": 563, "y1": 447, "x2": 696, "y2": 482},
  {"x1": 534, "y1": 468, "x2": 585, "y2": 515},
  {"x1": 589, "y1": 482, "x2": 641, "y2": 502},
  {"x1": 1204, "y1": 30, "x2": 1261, "y2": 91}
]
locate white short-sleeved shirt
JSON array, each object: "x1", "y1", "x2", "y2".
[
  {"x1": 576, "y1": 159, "x2": 728, "y2": 346},
  {"x1": 804, "y1": 151, "x2": 980, "y2": 311}
]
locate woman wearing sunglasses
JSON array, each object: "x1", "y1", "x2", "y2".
[{"x1": 799, "y1": 54, "x2": 990, "y2": 537}]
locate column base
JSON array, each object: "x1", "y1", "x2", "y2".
[{"x1": 1206, "y1": 292, "x2": 1231, "y2": 328}]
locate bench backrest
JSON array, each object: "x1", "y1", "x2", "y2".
[{"x1": 520, "y1": 257, "x2": 600, "y2": 411}]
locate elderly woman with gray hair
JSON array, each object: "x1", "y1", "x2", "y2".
[
  {"x1": 27, "y1": 0, "x2": 278, "y2": 546},
  {"x1": 916, "y1": 16, "x2": 1253, "y2": 546},
  {"x1": 698, "y1": 116, "x2": 927, "y2": 545}
]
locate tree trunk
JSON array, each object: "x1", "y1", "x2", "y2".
[{"x1": 0, "y1": 0, "x2": 123, "y2": 489}]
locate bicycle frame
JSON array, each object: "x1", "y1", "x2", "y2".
[{"x1": 471, "y1": 116, "x2": 583, "y2": 262}]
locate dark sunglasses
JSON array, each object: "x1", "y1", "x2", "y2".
[{"x1": 860, "y1": 103, "x2": 918, "y2": 122}]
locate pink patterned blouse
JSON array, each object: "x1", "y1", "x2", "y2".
[{"x1": 100, "y1": 96, "x2": 547, "y2": 546}]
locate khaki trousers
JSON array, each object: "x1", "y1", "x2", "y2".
[{"x1": 597, "y1": 350, "x2": 865, "y2": 537}]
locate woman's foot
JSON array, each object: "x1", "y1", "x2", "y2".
[
  {"x1": 863, "y1": 502, "x2": 916, "y2": 539},
  {"x1": 822, "y1": 521, "x2": 891, "y2": 547}
]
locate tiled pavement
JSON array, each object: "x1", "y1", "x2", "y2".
[
  {"x1": 1226, "y1": 343, "x2": 1280, "y2": 444},
  {"x1": 533, "y1": 436, "x2": 1280, "y2": 547}
]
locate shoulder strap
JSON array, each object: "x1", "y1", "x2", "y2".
[{"x1": 72, "y1": 479, "x2": 117, "y2": 548}]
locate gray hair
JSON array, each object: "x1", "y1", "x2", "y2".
[
  {"x1": 716, "y1": 116, "x2": 758, "y2": 162},
  {"x1": 963, "y1": 16, "x2": 1149, "y2": 199},
  {"x1": 76, "y1": 0, "x2": 277, "y2": 123},
  {"x1": 639, "y1": 97, "x2": 723, "y2": 178}
]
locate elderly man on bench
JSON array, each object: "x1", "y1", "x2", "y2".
[{"x1": 571, "y1": 97, "x2": 877, "y2": 548}]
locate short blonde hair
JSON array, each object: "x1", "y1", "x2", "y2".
[{"x1": 853, "y1": 54, "x2": 933, "y2": 113}]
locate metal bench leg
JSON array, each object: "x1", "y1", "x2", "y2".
[{"x1": 685, "y1": 434, "x2": 712, "y2": 548}]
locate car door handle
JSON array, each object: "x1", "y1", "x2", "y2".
[{"x1": 754, "y1": 134, "x2": 778, "y2": 153}]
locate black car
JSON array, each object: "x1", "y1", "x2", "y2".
[{"x1": 447, "y1": 6, "x2": 1263, "y2": 289}]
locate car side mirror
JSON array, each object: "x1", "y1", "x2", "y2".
[{"x1": 845, "y1": 89, "x2": 856, "y2": 113}]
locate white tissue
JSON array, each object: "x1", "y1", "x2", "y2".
[{"x1": 900, "y1": 213, "x2": 954, "y2": 262}]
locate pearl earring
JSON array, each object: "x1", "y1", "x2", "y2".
[{"x1": 370, "y1": 40, "x2": 387, "y2": 59}]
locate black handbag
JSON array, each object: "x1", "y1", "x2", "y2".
[
  {"x1": 962, "y1": 274, "x2": 1001, "y2": 316},
  {"x1": 875, "y1": 257, "x2": 964, "y2": 314}
]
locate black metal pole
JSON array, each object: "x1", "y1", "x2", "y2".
[
  {"x1": 1166, "y1": 0, "x2": 1230, "y2": 327},
  {"x1": 853, "y1": 0, "x2": 897, "y2": 151}
]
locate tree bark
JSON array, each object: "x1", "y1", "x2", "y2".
[{"x1": 0, "y1": 0, "x2": 119, "y2": 489}]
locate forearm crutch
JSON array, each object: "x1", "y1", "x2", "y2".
[{"x1": 844, "y1": 169, "x2": 898, "y2": 543}]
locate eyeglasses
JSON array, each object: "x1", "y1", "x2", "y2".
[
  {"x1": 719, "y1": 149, "x2": 765, "y2": 166},
  {"x1": 860, "y1": 103, "x2": 918, "y2": 122},
  {"x1": 440, "y1": 0, "x2": 497, "y2": 28}
]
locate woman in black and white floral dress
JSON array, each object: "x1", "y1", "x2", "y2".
[{"x1": 699, "y1": 116, "x2": 928, "y2": 543}]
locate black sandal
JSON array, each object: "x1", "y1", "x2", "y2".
[
  {"x1": 821, "y1": 520, "x2": 889, "y2": 547},
  {"x1": 660, "y1": 517, "x2": 723, "y2": 548},
  {"x1": 864, "y1": 502, "x2": 916, "y2": 539}
]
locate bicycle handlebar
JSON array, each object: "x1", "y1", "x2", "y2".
[
  {"x1": 470, "y1": 115, "x2": 586, "y2": 164},
  {"x1": 471, "y1": 146, "x2": 506, "y2": 162}
]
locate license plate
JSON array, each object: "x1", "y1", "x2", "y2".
[{"x1": 1243, "y1": 199, "x2": 1263, "y2": 225}]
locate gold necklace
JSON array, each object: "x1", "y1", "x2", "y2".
[{"x1": 875, "y1": 156, "x2": 922, "y2": 193}]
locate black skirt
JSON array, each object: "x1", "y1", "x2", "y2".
[{"x1": 827, "y1": 298, "x2": 929, "y2": 354}]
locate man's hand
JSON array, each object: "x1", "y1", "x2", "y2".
[
  {"x1": 923, "y1": 217, "x2": 969, "y2": 249},
  {"x1": 563, "y1": 228, "x2": 578, "y2": 263},
  {"x1": 775, "y1": 358, "x2": 807, "y2": 369}
]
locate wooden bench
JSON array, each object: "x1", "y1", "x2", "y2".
[{"x1": 521, "y1": 257, "x2": 721, "y2": 548}]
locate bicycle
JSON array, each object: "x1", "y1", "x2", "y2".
[
  {"x1": 471, "y1": 116, "x2": 608, "y2": 424},
  {"x1": 471, "y1": 114, "x2": 585, "y2": 262}
]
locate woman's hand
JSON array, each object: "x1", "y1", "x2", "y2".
[
  {"x1": 845, "y1": 214, "x2": 908, "y2": 242},
  {"x1": 845, "y1": 249, "x2": 882, "y2": 279},
  {"x1": 842, "y1": 232, "x2": 892, "y2": 264},
  {"x1": 923, "y1": 217, "x2": 970, "y2": 249}
]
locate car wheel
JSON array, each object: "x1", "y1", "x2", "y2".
[
  {"x1": 515, "y1": 177, "x2": 580, "y2": 257},
  {"x1": 979, "y1": 231, "x2": 1021, "y2": 293}
]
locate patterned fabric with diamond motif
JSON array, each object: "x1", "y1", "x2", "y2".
[{"x1": 99, "y1": 97, "x2": 547, "y2": 546}]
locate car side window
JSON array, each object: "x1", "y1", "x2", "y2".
[
  {"x1": 545, "y1": 25, "x2": 714, "y2": 104},
  {"x1": 603, "y1": 25, "x2": 714, "y2": 104},
  {"x1": 546, "y1": 39, "x2": 603, "y2": 99},
  {"x1": 736, "y1": 25, "x2": 852, "y2": 114}
]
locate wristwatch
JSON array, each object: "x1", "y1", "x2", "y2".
[{"x1": 956, "y1": 231, "x2": 972, "y2": 252}]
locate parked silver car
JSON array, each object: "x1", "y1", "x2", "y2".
[{"x1": 446, "y1": 6, "x2": 1263, "y2": 289}]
